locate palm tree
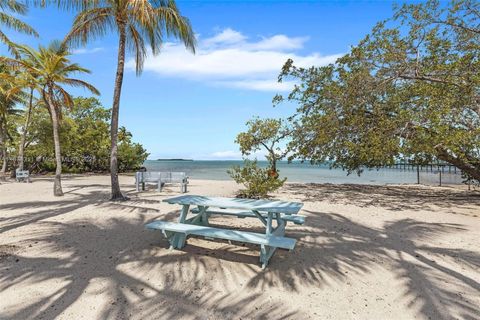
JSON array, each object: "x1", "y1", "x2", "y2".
[
  {"x1": 2, "y1": 41, "x2": 100, "y2": 195},
  {"x1": 65, "y1": 0, "x2": 195, "y2": 200},
  {"x1": 0, "y1": 66, "x2": 40, "y2": 171},
  {"x1": 0, "y1": 66, "x2": 22, "y2": 175},
  {"x1": 0, "y1": 0, "x2": 38, "y2": 55}
]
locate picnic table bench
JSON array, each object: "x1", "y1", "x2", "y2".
[
  {"x1": 146, "y1": 195, "x2": 304, "y2": 269},
  {"x1": 135, "y1": 171, "x2": 188, "y2": 193}
]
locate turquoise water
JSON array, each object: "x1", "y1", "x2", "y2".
[{"x1": 143, "y1": 160, "x2": 461, "y2": 185}]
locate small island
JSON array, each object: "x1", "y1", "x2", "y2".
[{"x1": 156, "y1": 159, "x2": 194, "y2": 161}]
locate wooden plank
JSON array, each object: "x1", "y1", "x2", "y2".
[
  {"x1": 145, "y1": 221, "x2": 296, "y2": 250},
  {"x1": 164, "y1": 195, "x2": 303, "y2": 215},
  {"x1": 191, "y1": 208, "x2": 306, "y2": 225}
]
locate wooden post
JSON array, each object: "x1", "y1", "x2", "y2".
[
  {"x1": 417, "y1": 165, "x2": 420, "y2": 184},
  {"x1": 439, "y1": 169, "x2": 442, "y2": 187}
]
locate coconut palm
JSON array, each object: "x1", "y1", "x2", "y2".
[
  {"x1": 0, "y1": 66, "x2": 23, "y2": 175},
  {"x1": 0, "y1": 0, "x2": 38, "y2": 55},
  {"x1": 2, "y1": 41, "x2": 100, "y2": 195},
  {"x1": 65, "y1": 0, "x2": 196, "y2": 200},
  {"x1": 0, "y1": 66, "x2": 40, "y2": 171}
]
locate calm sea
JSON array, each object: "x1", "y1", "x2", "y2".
[{"x1": 143, "y1": 160, "x2": 463, "y2": 185}]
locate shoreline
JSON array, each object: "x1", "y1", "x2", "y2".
[{"x1": 3, "y1": 172, "x2": 475, "y2": 191}]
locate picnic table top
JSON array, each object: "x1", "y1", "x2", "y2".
[{"x1": 163, "y1": 195, "x2": 303, "y2": 215}]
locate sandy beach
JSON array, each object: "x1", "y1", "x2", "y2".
[{"x1": 0, "y1": 175, "x2": 479, "y2": 319}]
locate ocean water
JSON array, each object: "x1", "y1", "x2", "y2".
[{"x1": 143, "y1": 160, "x2": 463, "y2": 185}]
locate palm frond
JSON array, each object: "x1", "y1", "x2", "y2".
[
  {"x1": 126, "y1": 23, "x2": 146, "y2": 75},
  {"x1": 64, "y1": 6, "x2": 115, "y2": 48},
  {"x1": 25, "y1": 0, "x2": 97, "y2": 11},
  {"x1": 0, "y1": 12, "x2": 39, "y2": 36},
  {"x1": 0, "y1": 0, "x2": 28, "y2": 14},
  {"x1": 62, "y1": 78, "x2": 100, "y2": 95},
  {"x1": 0, "y1": 30, "x2": 20, "y2": 57},
  {"x1": 154, "y1": 1, "x2": 196, "y2": 53},
  {"x1": 53, "y1": 85, "x2": 74, "y2": 109}
]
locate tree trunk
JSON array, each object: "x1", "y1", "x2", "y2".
[
  {"x1": 435, "y1": 145, "x2": 480, "y2": 182},
  {"x1": 18, "y1": 88, "x2": 34, "y2": 171},
  {"x1": 110, "y1": 24, "x2": 127, "y2": 201},
  {"x1": 1, "y1": 147, "x2": 6, "y2": 174},
  {"x1": 268, "y1": 153, "x2": 279, "y2": 179},
  {"x1": 45, "y1": 89, "x2": 63, "y2": 196},
  {"x1": 0, "y1": 122, "x2": 6, "y2": 175}
]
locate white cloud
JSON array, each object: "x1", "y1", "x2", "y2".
[
  {"x1": 72, "y1": 47, "x2": 104, "y2": 55},
  {"x1": 249, "y1": 35, "x2": 309, "y2": 51},
  {"x1": 203, "y1": 28, "x2": 247, "y2": 46},
  {"x1": 126, "y1": 28, "x2": 342, "y2": 92},
  {"x1": 215, "y1": 79, "x2": 296, "y2": 92},
  {"x1": 209, "y1": 150, "x2": 243, "y2": 160},
  {"x1": 203, "y1": 149, "x2": 269, "y2": 160}
]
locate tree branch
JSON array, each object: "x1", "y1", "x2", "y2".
[{"x1": 435, "y1": 144, "x2": 480, "y2": 181}]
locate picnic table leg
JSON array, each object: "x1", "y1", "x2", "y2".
[
  {"x1": 273, "y1": 213, "x2": 286, "y2": 237},
  {"x1": 198, "y1": 205, "x2": 209, "y2": 226},
  {"x1": 184, "y1": 206, "x2": 209, "y2": 226},
  {"x1": 170, "y1": 204, "x2": 190, "y2": 249},
  {"x1": 260, "y1": 212, "x2": 289, "y2": 269},
  {"x1": 260, "y1": 212, "x2": 276, "y2": 269}
]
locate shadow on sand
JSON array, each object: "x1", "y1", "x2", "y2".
[
  {"x1": 0, "y1": 182, "x2": 479, "y2": 319},
  {"x1": 282, "y1": 183, "x2": 480, "y2": 213}
]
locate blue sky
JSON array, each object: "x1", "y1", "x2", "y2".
[{"x1": 3, "y1": 0, "x2": 406, "y2": 160}]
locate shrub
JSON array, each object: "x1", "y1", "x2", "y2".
[{"x1": 228, "y1": 160, "x2": 286, "y2": 199}]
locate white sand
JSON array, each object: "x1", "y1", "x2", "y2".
[{"x1": 0, "y1": 175, "x2": 479, "y2": 319}]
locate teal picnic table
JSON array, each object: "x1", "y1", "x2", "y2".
[{"x1": 146, "y1": 195, "x2": 305, "y2": 269}]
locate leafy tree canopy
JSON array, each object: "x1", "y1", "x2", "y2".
[
  {"x1": 19, "y1": 96, "x2": 149, "y2": 173},
  {"x1": 235, "y1": 117, "x2": 290, "y2": 174},
  {"x1": 276, "y1": 0, "x2": 480, "y2": 183}
]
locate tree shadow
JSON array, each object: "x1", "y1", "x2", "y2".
[
  {"x1": 0, "y1": 190, "x2": 109, "y2": 234},
  {"x1": 282, "y1": 183, "x2": 480, "y2": 212},
  {"x1": 244, "y1": 211, "x2": 480, "y2": 319},
  {"x1": 1, "y1": 183, "x2": 479, "y2": 319},
  {"x1": 0, "y1": 216, "x2": 300, "y2": 319}
]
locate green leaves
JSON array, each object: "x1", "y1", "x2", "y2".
[
  {"x1": 231, "y1": 118, "x2": 290, "y2": 197},
  {"x1": 65, "y1": 0, "x2": 196, "y2": 76},
  {"x1": 235, "y1": 117, "x2": 290, "y2": 164},
  {"x1": 277, "y1": 0, "x2": 480, "y2": 182},
  {"x1": 24, "y1": 97, "x2": 148, "y2": 173},
  {"x1": 0, "y1": 0, "x2": 38, "y2": 56},
  {"x1": 227, "y1": 160, "x2": 286, "y2": 199}
]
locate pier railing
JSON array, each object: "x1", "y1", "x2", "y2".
[{"x1": 384, "y1": 163, "x2": 473, "y2": 187}]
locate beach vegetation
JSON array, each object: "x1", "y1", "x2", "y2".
[
  {"x1": 0, "y1": 65, "x2": 23, "y2": 177},
  {"x1": 228, "y1": 159, "x2": 286, "y2": 198},
  {"x1": 2, "y1": 96, "x2": 148, "y2": 174},
  {"x1": 276, "y1": 0, "x2": 480, "y2": 184},
  {"x1": 3, "y1": 42, "x2": 100, "y2": 195},
  {"x1": 236, "y1": 117, "x2": 290, "y2": 178}
]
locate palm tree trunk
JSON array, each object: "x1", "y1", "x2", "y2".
[
  {"x1": 18, "y1": 88, "x2": 34, "y2": 171},
  {"x1": 0, "y1": 123, "x2": 6, "y2": 175},
  {"x1": 45, "y1": 89, "x2": 63, "y2": 196},
  {"x1": 1, "y1": 147, "x2": 6, "y2": 173},
  {"x1": 110, "y1": 24, "x2": 127, "y2": 201}
]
